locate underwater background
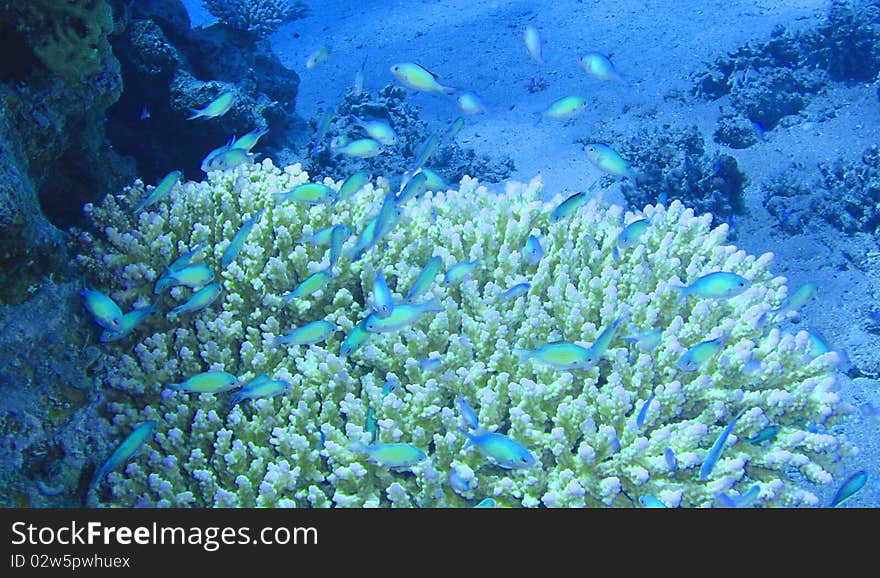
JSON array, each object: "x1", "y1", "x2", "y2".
[{"x1": 0, "y1": 0, "x2": 877, "y2": 508}]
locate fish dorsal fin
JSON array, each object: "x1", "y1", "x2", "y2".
[{"x1": 415, "y1": 62, "x2": 441, "y2": 79}]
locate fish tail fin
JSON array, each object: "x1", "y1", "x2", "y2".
[
  {"x1": 512, "y1": 348, "x2": 532, "y2": 362},
  {"x1": 456, "y1": 427, "x2": 474, "y2": 448},
  {"x1": 440, "y1": 84, "x2": 457, "y2": 95},
  {"x1": 186, "y1": 109, "x2": 203, "y2": 121},
  {"x1": 421, "y1": 296, "x2": 443, "y2": 312},
  {"x1": 754, "y1": 310, "x2": 769, "y2": 330},
  {"x1": 670, "y1": 285, "x2": 688, "y2": 304},
  {"x1": 348, "y1": 442, "x2": 369, "y2": 454}
]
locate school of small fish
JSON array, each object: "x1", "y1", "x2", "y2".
[{"x1": 81, "y1": 21, "x2": 862, "y2": 509}]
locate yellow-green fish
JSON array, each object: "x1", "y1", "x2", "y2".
[
  {"x1": 369, "y1": 191, "x2": 400, "y2": 247},
  {"x1": 99, "y1": 303, "x2": 157, "y2": 343},
  {"x1": 677, "y1": 334, "x2": 729, "y2": 372},
  {"x1": 331, "y1": 137, "x2": 383, "y2": 158},
  {"x1": 584, "y1": 143, "x2": 635, "y2": 180},
  {"x1": 636, "y1": 389, "x2": 655, "y2": 429},
  {"x1": 500, "y1": 282, "x2": 530, "y2": 300},
  {"x1": 613, "y1": 218, "x2": 649, "y2": 261},
  {"x1": 299, "y1": 224, "x2": 347, "y2": 246},
  {"x1": 166, "y1": 370, "x2": 238, "y2": 394},
  {"x1": 311, "y1": 108, "x2": 334, "y2": 157},
  {"x1": 457, "y1": 91, "x2": 487, "y2": 115},
  {"x1": 339, "y1": 319, "x2": 372, "y2": 358},
  {"x1": 586, "y1": 316, "x2": 624, "y2": 364},
  {"x1": 396, "y1": 171, "x2": 428, "y2": 204},
  {"x1": 132, "y1": 170, "x2": 182, "y2": 213},
  {"x1": 514, "y1": 342, "x2": 594, "y2": 370},
  {"x1": 306, "y1": 45, "x2": 331, "y2": 69},
  {"x1": 406, "y1": 255, "x2": 442, "y2": 301},
  {"x1": 421, "y1": 168, "x2": 448, "y2": 191},
  {"x1": 351, "y1": 115, "x2": 398, "y2": 145},
  {"x1": 201, "y1": 147, "x2": 251, "y2": 173},
  {"x1": 231, "y1": 378, "x2": 291, "y2": 406},
  {"x1": 231, "y1": 127, "x2": 269, "y2": 152},
  {"x1": 200, "y1": 136, "x2": 235, "y2": 172},
  {"x1": 90, "y1": 420, "x2": 156, "y2": 490},
  {"x1": 771, "y1": 282, "x2": 818, "y2": 320},
  {"x1": 81, "y1": 287, "x2": 124, "y2": 331},
  {"x1": 273, "y1": 320, "x2": 336, "y2": 347},
  {"x1": 411, "y1": 132, "x2": 440, "y2": 172},
  {"x1": 830, "y1": 470, "x2": 868, "y2": 507},
  {"x1": 154, "y1": 262, "x2": 214, "y2": 294},
  {"x1": 390, "y1": 62, "x2": 455, "y2": 94},
  {"x1": 336, "y1": 171, "x2": 371, "y2": 203},
  {"x1": 363, "y1": 299, "x2": 443, "y2": 333},
  {"x1": 167, "y1": 282, "x2": 221, "y2": 317},
  {"x1": 745, "y1": 425, "x2": 781, "y2": 444},
  {"x1": 542, "y1": 95, "x2": 587, "y2": 119},
  {"x1": 699, "y1": 408, "x2": 746, "y2": 481},
  {"x1": 638, "y1": 496, "x2": 667, "y2": 508},
  {"x1": 328, "y1": 223, "x2": 349, "y2": 270},
  {"x1": 446, "y1": 116, "x2": 466, "y2": 139},
  {"x1": 353, "y1": 56, "x2": 367, "y2": 95},
  {"x1": 345, "y1": 216, "x2": 381, "y2": 261},
  {"x1": 523, "y1": 25, "x2": 543, "y2": 66},
  {"x1": 549, "y1": 180, "x2": 600, "y2": 223},
  {"x1": 274, "y1": 183, "x2": 337, "y2": 205},
  {"x1": 352, "y1": 442, "x2": 427, "y2": 468},
  {"x1": 523, "y1": 235, "x2": 543, "y2": 266},
  {"x1": 282, "y1": 270, "x2": 332, "y2": 304},
  {"x1": 458, "y1": 428, "x2": 537, "y2": 470},
  {"x1": 622, "y1": 327, "x2": 663, "y2": 351},
  {"x1": 806, "y1": 331, "x2": 830, "y2": 357},
  {"x1": 371, "y1": 270, "x2": 394, "y2": 318},
  {"x1": 549, "y1": 190, "x2": 589, "y2": 223},
  {"x1": 616, "y1": 218, "x2": 649, "y2": 251},
  {"x1": 444, "y1": 260, "x2": 479, "y2": 285},
  {"x1": 456, "y1": 395, "x2": 480, "y2": 430},
  {"x1": 365, "y1": 405, "x2": 378, "y2": 443},
  {"x1": 167, "y1": 243, "x2": 207, "y2": 272},
  {"x1": 221, "y1": 208, "x2": 265, "y2": 268},
  {"x1": 187, "y1": 91, "x2": 234, "y2": 120},
  {"x1": 580, "y1": 51, "x2": 624, "y2": 82},
  {"x1": 672, "y1": 271, "x2": 751, "y2": 301},
  {"x1": 717, "y1": 484, "x2": 761, "y2": 508}
]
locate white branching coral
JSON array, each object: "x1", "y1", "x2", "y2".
[{"x1": 76, "y1": 160, "x2": 854, "y2": 508}]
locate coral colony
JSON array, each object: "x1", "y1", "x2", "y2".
[{"x1": 76, "y1": 159, "x2": 852, "y2": 508}]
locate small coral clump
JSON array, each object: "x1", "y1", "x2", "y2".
[
  {"x1": 204, "y1": 0, "x2": 308, "y2": 39},
  {"x1": 764, "y1": 144, "x2": 880, "y2": 235},
  {"x1": 76, "y1": 160, "x2": 853, "y2": 508}
]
